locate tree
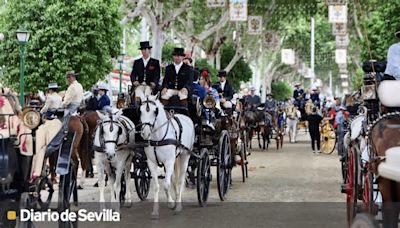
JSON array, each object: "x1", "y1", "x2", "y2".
[
  {"x1": 121, "y1": 0, "x2": 193, "y2": 60},
  {"x1": 0, "y1": 0, "x2": 122, "y2": 92},
  {"x1": 271, "y1": 81, "x2": 292, "y2": 101},
  {"x1": 220, "y1": 43, "x2": 252, "y2": 90}
]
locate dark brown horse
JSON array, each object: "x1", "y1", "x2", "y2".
[
  {"x1": 82, "y1": 111, "x2": 100, "y2": 178},
  {"x1": 48, "y1": 116, "x2": 90, "y2": 188},
  {"x1": 369, "y1": 114, "x2": 400, "y2": 228},
  {"x1": 242, "y1": 109, "x2": 271, "y2": 150}
]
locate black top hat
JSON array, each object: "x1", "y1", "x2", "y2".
[
  {"x1": 139, "y1": 41, "x2": 152, "y2": 50},
  {"x1": 66, "y1": 70, "x2": 79, "y2": 77},
  {"x1": 172, "y1": 47, "x2": 185, "y2": 56},
  {"x1": 218, "y1": 70, "x2": 227, "y2": 77},
  {"x1": 266, "y1": 93, "x2": 272, "y2": 96}
]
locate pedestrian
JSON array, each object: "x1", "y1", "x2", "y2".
[{"x1": 307, "y1": 107, "x2": 323, "y2": 154}]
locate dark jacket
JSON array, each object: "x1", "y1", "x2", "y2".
[
  {"x1": 86, "y1": 96, "x2": 98, "y2": 111},
  {"x1": 192, "y1": 83, "x2": 206, "y2": 100},
  {"x1": 293, "y1": 89, "x2": 304, "y2": 100},
  {"x1": 306, "y1": 113, "x2": 323, "y2": 133},
  {"x1": 130, "y1": 58, "x2": 160, "y2": 88},
  {"x1": 97, "y1": 95, "x2": 110, "y2": 110},
  {"x1": 245, "y1": 95, "x2": 261, "y2": 107},
  {"x1": 212, "y1": 81, "x2": 234, "y2": 100},
  {"x1": 162, "y1": 63, "x2": 193, "y2": 91}
]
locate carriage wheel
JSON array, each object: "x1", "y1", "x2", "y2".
[
  {"x1": 320, "y1": 124, "x2": 336, "y2": 154},
  {"x1": 351, "y1": 213, "x2": 378, "y2": 228},
  {"x1": 133, "y1": 160, "x2": 151, "y2": 201},
  {"x1": 362, "y1": 167, "x2": 374, "y2": 214},
  {"x1": 197, "y1": 148, "x2": 211, "y2": 207},
  {"x1": 346, "y1": 147, "x2": 358, "y2": 226},
  {"x1": 217, "y1": 130, "x2": 232, "y2": 201},
  {"x1": 17, "y1": 193, "x2": 35, "y2": 228},
  {"x1": 58, "y1": 165, "x2": 78, "y2": 228},
  {"x1": 119, "y1": 172, "x2": 126, "y2": 204}
]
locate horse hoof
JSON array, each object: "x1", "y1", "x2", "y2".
[
  {"x1": 93, "y1": 182, "x2": 98, "y2": 187},
  {"x1": 151, "y1": 213, "x2": 159, "y2": 220},
  {"x1": 168, "y1": 202, "x2": 176, "y2": 210},
  {"x1": 77, "y1": 185, "x2": 83, "y2": 190},
  {"x1": 123, "y1": 201, "x2": 133, "y2": 208},
  {"x1": 174, "y1": 205, "x2": 182, "y2": 214}
]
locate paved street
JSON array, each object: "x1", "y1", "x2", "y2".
[{"x1": 32, "y1": 130, "x2": 347, "y2": 228}]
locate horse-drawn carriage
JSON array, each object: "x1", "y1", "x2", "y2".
[
  {"x1": 343, "y1": 60, "x2": 400, "y2": 227},
  {"x1": 119, "y1": 89, "x2": 248, "y2": 209},
  {"x1": 0, "y1": 93, "x2": 84, "y2": 228}
]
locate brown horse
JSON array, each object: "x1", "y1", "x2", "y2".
[
  {"x1": 369, "y1": 114, "x2": 400, "y2": 228},
  {"x1": 48, "y1": 115, "x2": 90, "y2": 189},
  {"x1": 82, "y1": 111, "x2": 100, "y2": 178},
  {"x1": 275, "y1": 111, "x2": 285, "y2": 150}
]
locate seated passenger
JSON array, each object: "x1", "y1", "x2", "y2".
[
  {"x1": 97, "y1": 84, "x2": 111, "y2": 112},
  {"x1": 40, "y1": 83, "x2": 62, "y2": 118}
]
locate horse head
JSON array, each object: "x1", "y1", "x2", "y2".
[
  {"x1": 140, "y1": 95, "x2": 162, "y2": 140},
  {"x1": 96, "y1": 110, "x2": 125, "y2": 159}
]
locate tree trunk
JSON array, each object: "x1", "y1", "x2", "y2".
[
  {"x1": 207, "y1": 53, "x2": 215, "y2": 68},
  {"x1": 225, "y1": 51, "x2": 243, "y2": 73},
  {"x1": 216, "y1": 48, "x2": 221, "y2": 70},
  {"x1": 151, "y1": 25, "x2": 164, "y2": 60}
]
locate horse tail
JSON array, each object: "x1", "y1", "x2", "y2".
[{"x1": 79, "y1": 118, "x2": 90, "y2": 171}]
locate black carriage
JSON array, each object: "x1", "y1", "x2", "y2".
[{"x1": 0, "y1": 97, "x2": 79, "y2": 228}]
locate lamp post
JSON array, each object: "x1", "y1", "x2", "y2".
[
  {"x1": 117, "y1": 54, "x2": 125, "y2": 94},
  {"x1": 16, "y1": 29, "x2": 30, "y2": 108}
]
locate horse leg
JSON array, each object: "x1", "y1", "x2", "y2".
[
  {"x1": 123, "y1": 154, "x2": 133, "y2": 206},
  {"x1": 113, "y1": 161, "x2": 124, "y2": 211},
  {"x1": 163, "y1": 159, "x2": 175, "y2": 210},
  {"x1": 175, "y1": 152, "x2": 191, "y2": 213},
  {"x1": 147, "y1": 160, "x2": 160, "y2": 219},
  {"x1": 258, "y1": 129, "x2": 262, "y2": 149},
  {"x1": 95, "y1": 153, "x2": 106, "y2": 209}
]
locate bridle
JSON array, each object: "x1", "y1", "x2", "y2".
[
  {"x1": 140, "y1": 97, "x2": 160, "y2": 132},
  {"x1": 99, "y1": 114, "x2": 125, "y2": 149}
]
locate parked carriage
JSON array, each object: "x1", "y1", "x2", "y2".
[{"x1": 343, "y1": 60, "x2": 400, "y2": 227}]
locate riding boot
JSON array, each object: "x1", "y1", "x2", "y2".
[
  {"x1": 160, "y1": 98, "x2": 169, "y2": 106},
  {"x1": 179, "y1": 99, "x2": 188, "y2": 107}
]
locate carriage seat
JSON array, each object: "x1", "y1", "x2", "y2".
[
  {"x1": 378, "y1": 80, "x2": 400, "y2": 107},
  {"x1": 378, "y1": 147, "x2": 400, "y2": 182}
]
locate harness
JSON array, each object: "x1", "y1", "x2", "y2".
[
  {"x1": 141, "y1": 98, "x2": 187, "y2": 167},
  {"x1": 93, "y1": 114, "x2": 134, "y2": 153}
]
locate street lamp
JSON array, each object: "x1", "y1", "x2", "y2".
[
  {"x1": 16, "y1": 29, "x2": 30, "y2": 108},
  {"x1": 117, "y1": 54, "x2": 125, "y2": 94}
]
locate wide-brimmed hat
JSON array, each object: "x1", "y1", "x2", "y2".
[
  {"x1": 139, "y1": 41, "x2": 152, "y2": 50},
  {"x1": 172, "y1": 47, "x2": 185, "y2": 56},
  {"x1": 396, "y1": 27, "x2": 400, "y2": 39},
  {"x1": 66, "y1": 70, "x2": 79, "y2": 77},
  {"x1": 98, "y1": 84, "x2": 108, "y2": 91},
  {"x1": 218, "y1": 70, "x2": 227, "y2": 77},
  {"x1": 250, "y1": 86, "x2": 256, "y2": 91},
  {"x1": 294, "y1": 82, "x2": 301, "y2": 86},
  {"x1": 48, "y1": 83, "x2": 59, "y2": 89}
]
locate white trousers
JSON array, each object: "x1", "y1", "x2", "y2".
[
  {"x1": 287, "y1": 118, "x2": 298, "y2": 143},
  {"x1": 134, "y1": 85, "x2": 152, "y2": 100},
  {"x1": 161, "y1": 89, "x2": 188, "y2": 100}
]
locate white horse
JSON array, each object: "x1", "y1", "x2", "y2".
[
  {"x1": 140, "y1": 95, "x2": 195, "y2": 219},
  {"x1": 93, "y1": 109, "x2": 135, "y2": 209}
]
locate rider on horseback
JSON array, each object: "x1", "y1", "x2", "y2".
[
  {"x1": 40, "y1": 83, "x2": 62, "y2": 118},
  {"x1": 264, "y1": 93, "x2": 277, "y2": 123},
  {"x1": 130, "y1": 41, "x2": 160, "y2": 103},
  {"x1": 245, "y1": 86, "x2": 261, "y2": 110}
]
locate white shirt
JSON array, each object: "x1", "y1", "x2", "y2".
[
  {"x1": 174, "y1": 62, "x2": 183, "y2": 74},
  {"x1": 63, "y1": 80, "x2": 84, "y2": 106},
  {"x1": 220, "y1": 81, "x2": 226, "y2": 91},
  {"x1": 142, "y1": 56, "x2": 150, "y2": 67},
  {"x1": 385, "y1": 43, "x2": 400, "y2": 79},
  {"x1": 40, "y1": 92, "x2": 62, "y2": 113}
]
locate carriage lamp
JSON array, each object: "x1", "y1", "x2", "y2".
[
  {"x1": 117, "y1": 54, "x2": 125, "y2": 94},
  {"x1": 16, "y1": 29, "x2": 30, "y2": 108}
]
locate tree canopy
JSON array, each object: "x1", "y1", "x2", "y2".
[{"x1": 0, "y1": 0, "x2": 121, "y2": 92}]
